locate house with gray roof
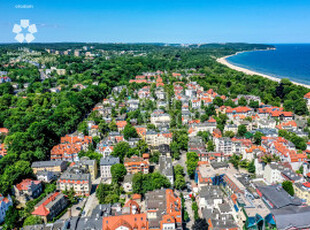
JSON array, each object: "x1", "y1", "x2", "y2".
[
  {"x1": 100, "y1": 156, "x2": 120, "y2": 179},
  {"x1": 257, "y1": 185, "x2": 302, "y2": 209},
  {"x1": 159, "y1": 155, "x2": 174, "y2": 185},
  {"x1": 57, "y1": 167, "x2": 91, "y2": 196}
]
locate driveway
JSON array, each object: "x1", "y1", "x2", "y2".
[{"x1": 60, "y1": 199, "x2": 86, "y2": 219}]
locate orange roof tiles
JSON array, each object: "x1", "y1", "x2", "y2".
[
  {"x1": 116, "y1": 121, "x2": 127, "y2": 128},
  {"x1": 32, "y1": 192, "x2": 61, "y2": 216},
  {"x1": 102, "y1": 213, "x2": 148, "y2": 230},
  {"x1": 226, "y1": 106, "x2": 252, "y2": 114},
  {"x1": 304, "y1": 92, "x2": 310, "y2": 99},
  {"x1": 16, "y1": 179, "x2": 41, "y2": 191},
  {"x1": 0, "y1": 128, "x2": 9, "y2": 134},
  {"x1": 276, "y1": 121, "x2": 297, "y2": 130},
  {"x1": 132, "y1": 194, "x2": 142, "y2": 200}
]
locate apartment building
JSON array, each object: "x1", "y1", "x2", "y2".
[
  {"x1": 13, "y1": 179, "x2": 43, "y2": 206},
  {"x1": 100, "y1": 156, "x2": 120, "y2": 179},
  {"x1": 57, "y1": 167, "x2": 91, "y2": 196},
  {"x1": 32, "y1": 192, "x2": 68, "y2": 223},
  {"x1": 31, "y1": 160, "x2": 68, "y2": 174},
  {"x1": 50, "y1": 133, "x2": 92, "y2": 161},
  {"x1": 145, "y1": 189, "x2": 182, "y2": 230},
  {"x1": 124, "y1": 155, "x2": 149, "y2": 175}
]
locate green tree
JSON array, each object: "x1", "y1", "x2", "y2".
[
  {"x1": 108, "y1": 120, "x2": 117, "y2": 131},
  {"x1": 238, "y1": 97, "x2": 247, "y2": 106},
  {"x1": 132, "y1": 172, "x2": 144, "y2": 194},
  {"x1": 197, "y1": 131, "x2": 210, "y2": 142},
  {"x1": 174, "y1": 165, "x2": 186, "y2": 190},
  {"x1": 77, "y1": 121, "x2": 88, "y2": 136},
  {"x1": 237, "y1": 125, "x2": 247, "y2": 137},
  {"x1": 23, "y1": 215, "x2": 43, "y2": 226},
  {"x1": 186, "y1": 152, "x2": 199, "y2": 179},
  {"x1": 192, "y1": 201, "x2": 199, "y2": 220},
  {"x1": 112, "y1": 141, "x2": 131, "y2": 161},
  {"x1": 184, "y1": 210, "x2": 189, "y2": 222},
  {"x1": 248, "y1": 160, "x2": 256, "y2": 173},
  {"x1": 249, "y1": 100, "x2": 259, "y2": 108},
  {"x1": 224, "y1": 131, "x2": 235, "y2": 138},
  {"x1": 149, "y1": 151, "x2": 160, "y2": 164},
  {"x1": 254, "y1": 131, "x2": 264, "y2": 145},
  {"x1": 230, "y1": 154, "x2": 241, "y2": 169},
  {"x1": 282, "y1": 180, "x2": 294, "y2": 196},
  {"x1": 213, "y1": 97, "x2": 224, "y2": 107},
  {"x1": 174, "y1": 164, "x2": 185, "y2": 176},
  {"x1": 296, "y1": 165, "x2": 304, "y2": 175},
  {"x1": 3, "y1": 206, "x2": 20, "y2": 230},
  {"x1": 96, "y1": 183, "x2": 121, "y2": 204},
  {"x1": 207, "y1": 140, "x2": 215, "y2": 152},
  {"x1": 123, "y1": 123, "x2": 138, "y2": 140},
  {"x1": 111, "y1": 163, "x2": 127, "y2": 183},
  {"x1": 175, "y1": 175, "x2": 186, "y2": 190}
]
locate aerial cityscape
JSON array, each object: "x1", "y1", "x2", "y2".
[{"x1": 1, "y1": 1, "x2": 310, "y2": 230}]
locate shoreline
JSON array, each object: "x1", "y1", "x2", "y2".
[{"x1": 216, "y1": 50, "x2": 310, "y2": 89}]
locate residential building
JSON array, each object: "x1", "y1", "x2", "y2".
[
  {"x1": 102, "y1": 213, "x2": 148, "y2": 230},
  {"x1": 13, "y1": 179, "x2": 43, "y2": 206},
  {"x1": 31, "y1": 160, "x2": 68, "y2": 174},
  {"x1": 100, "y1": 156, "x2": 120, "y2": 179},
  {"x1": 57, "y1": 167, "x2": 91, "y2": 196},
  {"x1": 214, "y1": 137, "x2": 232, "y2": 155},
  {"x1": 123, "y1": 174, "x2": 134, "y2": 193},
  {"x1": 150, "y1": 113, "x2": 170, "y2": 127},
  {"x1": 115, "y1": 120, "x2": 127, "y2": 132},
  {"x1": 256, "y1": 185, "x2": 302, "y2": 209},
  {"x1": 304, "y1": 92, "x2": 310, "y2": 107},
  {"x1": 96, "y1": 145, "x2": 114, "y2": 158},
  {"x1": 145, "y1": 131, "x2": 172, "y2": 147},
  {"x1": 145, "y1": 189, "x2": 182, "y2": 230},
  {"x1": 79, "y1": 157, "x2": 98, "y2": 181},
  {"x1": 50, "y1": 133, "x2": 92, "y2": 161},
  {"x1": 36, "y1": 171, "x2": 58, "y2": 183},
  {"x1": 271, "y1": 206, "x2": 310, "y2": 230},
  {"x1": 124, "y1": 155, "x2": 149, "y2": 175},
  {"x1": 263, "y1": 162, "x2": 285, "y2": 184},
  {"x1": 159, "y1": 155, "x2": 174, "y2": 185},
  {"x1": 294, "y1": 182, "x2": 310, "y2": 205},
  {"x1": 0, "y1": 194, "x2": 12, "y2": 224},
  {"x1": 32, "y1": 192, "x2": 68, "y2": 223}
]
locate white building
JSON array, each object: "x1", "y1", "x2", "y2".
[
  {"x1": 0, "y1": 194, "x2": 12, "y2": 223},
  {"x1": 100, "y1": 156, "x2": 120, "y2": 179}
]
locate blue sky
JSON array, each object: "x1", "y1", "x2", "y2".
[{"x1": 1, "y1": 0, "x2": 310, "y2": 43}]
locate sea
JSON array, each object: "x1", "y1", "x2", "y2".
[{"x1": 226, "y1": 44, "x2": 310, "y2": 86}]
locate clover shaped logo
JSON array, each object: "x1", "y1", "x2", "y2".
[{"x1": 12, "y1": 19, "x2": 37, "y2": 43}]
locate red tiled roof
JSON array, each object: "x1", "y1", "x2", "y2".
[
  {"x1": 304, "y1": 92, "x2": 310, "y2": 99},
  {"x1": 32, "y1": 192, "x2": 61, "y2": 216},
  {"x1": 0, "y1": 128, "x2": 9, "y2": 134},
  {"x1": 16, "y1": 179, "x2": 41, "y2": 191},
  {"x1": 102, "y1": 213, "x2": 148, "y2": 230},
  {"x1": 303, "y1": 182, "x2": 310, "y2": 188},
  {"x1": 226, "y1": 106, "x2": 252, "y2": 114}
]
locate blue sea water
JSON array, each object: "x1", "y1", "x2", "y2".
[{"x1": 226, "y1": 44, "x2": 310, "y2": 85}]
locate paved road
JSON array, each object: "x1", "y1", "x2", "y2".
[
  {"x1": 83, "y1": 177, "x2": 102, "y2": 217},
  {"x1": 173, "y1": 151, "x2": 195, "y2": 229},
  {"x1": 83, "y1": 191, "x2": 99, "y2": 217},
  {"x1": 184, "y1": 198, "x2": 194, "y2": 229},
  {"x1": 60, "y1": 199, "x2": 86, "y2": 219}
]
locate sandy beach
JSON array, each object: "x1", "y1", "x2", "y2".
[{"x1": 216, "y1": 51, "x2": 310, "y2": 89}]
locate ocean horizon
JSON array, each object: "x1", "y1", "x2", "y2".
[{"x1": 226, "y1": 44, "x2": 310, "y2": 86}]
